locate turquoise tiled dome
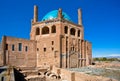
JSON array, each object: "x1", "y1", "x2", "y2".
[{"x1": 41, "y1": 10, "x2": 72, "y2": 21}]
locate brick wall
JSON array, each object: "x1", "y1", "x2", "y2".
[
  {"x1": 2, "y1": 36, "x2": 37, "y2": 67},
  {"x1": 36, "y1": 35, "x2": 61, "y2": 67}
]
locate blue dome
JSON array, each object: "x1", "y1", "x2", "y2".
[{"x1": 41, "y1": 10, "x2": 72, "y2": 21}]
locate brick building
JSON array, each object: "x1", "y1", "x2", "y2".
[{"x1": 0, "y1": 5, "x2": 92, "y2": 68}]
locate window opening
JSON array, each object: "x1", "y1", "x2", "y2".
[
  {"x1": 36, "y1": 28, "x2": 40, "y2": 35},
  {"x1": 78, "y1": 30, "x2": 80, "y2": 37},
  {"x1": 42, "y1": 26, "x2": 49, "y2": 34},
  {"x1": 52, "y1": 41, "x2": 54, "y2": 45},
  {"x1": 18, "y1": 43, "x2": 22, "y2": 51},
  {"x1": 64, "y1": 26, "x2": 68, "y2": 34},
  {"x1": 5, "y1": 44, "x2": 8, "y2": 50},
  {"x1": 70, "y1": 28, "x2": 76, "y2": 35},
  {"x1": 52, "y1": 47, "x2": 54, "y2": 51},
  {"x1": 25, "y1": 46, "x2": 28, "y2": 52},
  {"x1": 12, "y1": 44, "x2": 14, "y2": 51},
  {"x1": 51, "y1": 25, "x2": 56, "y2": 33},
  {"x1": 44, "y1": 48, "x2": 46, "y2": 52}
]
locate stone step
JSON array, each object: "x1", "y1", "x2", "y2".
[
  {"x1": 21, "y1": 70, "x2": 40, "y2": 76},
  {"x1": 25, "y1": 75, "x2": 46, "y2": 81},
  {"x1": 16, "y1": 67, "x2": 37, "y2": 71}
]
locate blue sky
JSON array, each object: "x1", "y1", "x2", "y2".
[{"x1": 0, "y1": 0, "x2": 120, "y2": 57}]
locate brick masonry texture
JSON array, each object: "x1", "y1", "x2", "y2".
[{"x1": 0, "y1": 5, "x2": 92, "y2": 69}]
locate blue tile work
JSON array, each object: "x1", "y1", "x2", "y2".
[{"x1": 42, "y1": 10, "x2": 72, "y2": 21}]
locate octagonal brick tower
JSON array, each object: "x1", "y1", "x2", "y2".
[{"x1": 30, "y1": 5, "x2": 92, "y2": 68}]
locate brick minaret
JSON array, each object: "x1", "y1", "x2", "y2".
[
  {"x1": 33, "y1": 5, "x2": 38, "y2": 23},
  {"x1": 78, "y1": 8, "x2": 82, "y2": 25},
  {"x1": 58, "y1": 8, "x2": 62, "y2": 20}
]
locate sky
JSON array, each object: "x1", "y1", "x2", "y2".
[{"x1": 0, "y1": 0, "x2": 120, "y2": 57}]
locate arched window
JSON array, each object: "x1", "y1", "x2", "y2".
[
  {"x1": 78, "y1": 30, "x2": 80, "y2": 37},
  {"x1": 36, "y1": 28, "x2": 40, "y2": 35},
  {"x1": 42, "y1": 26, "x2": 49, "y2": 34},
  {"x1": 51, "y1": 25, "x2": 56, "y2": 33},
  {"x1": 70, "y1": 28, "x2": 76, "y2": 36},
  {"x1": 64, "y1": 26, "x2": 68, "y2": 34}
]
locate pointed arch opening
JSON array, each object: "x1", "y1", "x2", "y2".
[
  {"x1": 70, "y1": 28, "x2": 76, "y2": 36},
  {"x1": 51, "y1": 25, "x2": 56, "y2": 33},
  {"x1": 36, "y1": 28, "x2": 40, "y2": 35},
  {"x1": 42, "y1": 26, "x2": 49, "y2": 34},
  {"x1": 78, "y1": 30, "x2": 80, "y2": 37},
  {"x1": 64, "y1": 26, "x2": 68, "y2": 34}
]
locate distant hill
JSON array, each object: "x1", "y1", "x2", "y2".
[
  {"x1": 93, "y1": 55, "x2": 120, "y2": 59},
  {"x1": 93, "y1": 55, "x2": 120, "y2": 61},
  {"x1": 106, "y1": 56, "x2": 120, "y2": 59}
]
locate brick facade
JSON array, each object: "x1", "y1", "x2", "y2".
[
  {"x1": 0, "y1": 5, "x2": 92, "y2": 69},
  {"x1": 0, "y1": 36, "x2": 36, "y2": 67}
]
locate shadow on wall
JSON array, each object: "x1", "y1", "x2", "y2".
[{"x1": 14, "y1": 68, "x2": 26, "y2": 81}]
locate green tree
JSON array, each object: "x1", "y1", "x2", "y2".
[{"x1": 93, "y1": 58, "x2": 99, "y2": 61}]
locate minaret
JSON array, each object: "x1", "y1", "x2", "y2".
[
  {"x1": 78, "y1": 8, "x2": 82, "y2": 25},
  {"x1": 58, "y1": 8, "x2": 62, "y2": 20},
  {"x1": 33, "y1": 5, "x2": 38, "y2": 23}
]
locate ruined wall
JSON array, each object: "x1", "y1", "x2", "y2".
[
  {"x1": 74, "y1": 72, "x2": 117, "y2": 81},
  {"x1": 2, "y1": 36, "x2": 37, "y2": 67},
  {"x1": 51, "y1": 66, "x2": 117, "y2": 81}
]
